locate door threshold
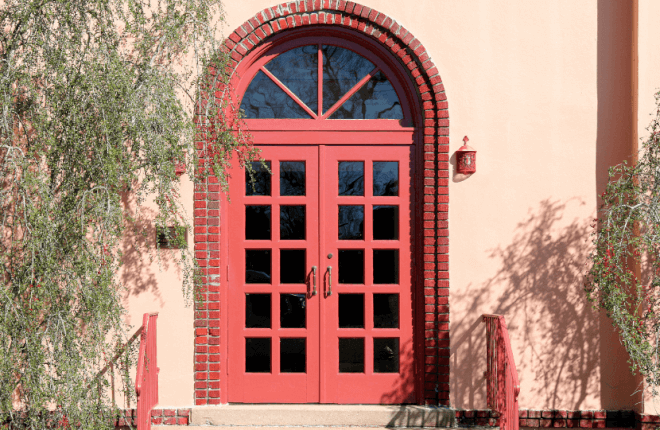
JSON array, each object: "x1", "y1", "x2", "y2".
[{"x1": 191, "y1": 404, "x2": 457, "y2": 428}]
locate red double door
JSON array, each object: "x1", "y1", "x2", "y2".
[{"x1": 227, "y1": 145, "x2": 414, "y2": 404}]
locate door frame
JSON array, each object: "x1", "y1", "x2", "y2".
[{"x1": 197, "y1": 14, "x2": 448, "y2": 405}]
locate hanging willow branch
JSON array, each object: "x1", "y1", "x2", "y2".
[
  {"x1": 586, "y1": 91, "x2": 660, "y2": 395},
  {"x1": 0, "y1": 0, "x2": 254, "y2": 428}
]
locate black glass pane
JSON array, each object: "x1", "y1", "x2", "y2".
[
  {"x1": 246, "y1": 338, "x2": 271, "y2": 373},
  {"x1": 280, "y1": 338, "x2": 306, "y2": 373},
  {"x1": 280, "y1": 162, "x2": 306, "y2": 196},
  {"x1": 373, "y1": 250, "x2": 398, "y2": 284},
  {"x1": 374, "y1": 338, "x2": 399, "y2": 373},
  {"x1": 280, "y1": 250, "x2": 306, "y2": 284},
  {"x1": 246, "y1": 250, "x2": 271, "y2": 284},
  {"x1": 246, "y1": 161, "x2": 271, "y2": 196},
  {"x1": 373, "y1": 162, "x2": 399, "y2": 196},
  {"x1": 240, "y1": 71, "x2": 311, "y2": 119},
  {"x1": 280, "y1": 205, "x2": 306, "y2": 240},
  {"x1": 374, "y1": 294, "x2": 399, "y2": 329},
  {"x1": 322, "y1": 45, "x2": 375, "y2": 114},
  {"x1": 338, "y1": 206, "x2": 364, "y2": 240},
  {"x1": 373, "y1": 206, "x2": 398, "y2": 240},
  {"x1": 338, "y1": 250, "x2": 364, "y2": 284},
  {"x1": 246, "y1": 294, "x2": 271, "y2": 328},
  {"x1": 339, "y1": 338, "x2": 364, "y2": 373},
  {"x1": 329, "y1": 71, "x2": 403, "y2": 119},
  {"x1": 338, "y1": 294, "x2": 364, "y2": 328},
  {"x1": 281, "y1": 294, "x2": 306, "y2": 328},
  {"x1": 246, "y1": 206, "x2": 271, "y2": 240},
  {"x1": 264, "y1": 46, "x2": 318, "y2": 113},
  {"x1": 338, "y1": 162, "x2": 364, "y2": 196}
]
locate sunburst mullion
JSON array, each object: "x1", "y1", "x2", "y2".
[
  {"x1": 321, "y1": 67, "x2": 380, "y2": 120},
  {"x1": 261, "y1": 66, "x2": 318, "y2": 119}
]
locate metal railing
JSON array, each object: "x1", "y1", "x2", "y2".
[
  {"x1": 483, "y1": 314, "x2": 520, "y2": 430},
  {"x1": 135, "y1": 312, "x2": 159, "y2": 430}
]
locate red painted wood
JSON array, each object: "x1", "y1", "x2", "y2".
[
  {"x1": 261, "y1": 66, "x2": 318, "y2": 119},
  {"x1": 228, "y1": 146, "x2": 320, "y2": 403},
  {"x1": 483, "y1": 315, "x2": 520, "y2": 430},
  {"x1": 223, "y1": 29, "x2": 423, "y2": 405},
  {"x1": 136, "y1": 313, "x2": 159, "y2": 430},
  {"x1": 321, "y1": 67, "x2": 379, "y2": 119},
  {"x1": 321, "y1": 146, "x2": 414, "y2": 404},
  {"x1": 245, "y1": 119, "x2": 415, "y2": 131},
  {"x1": 250, "y1": 130, "x2": 414, "y2": 145}
]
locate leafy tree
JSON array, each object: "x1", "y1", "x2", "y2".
[
  {"x1": 0, "y1": 0, "x2": 252, "y2": 427},
  {"x1": 586, "y1": 91, "x2": 660, "y2": 395}
]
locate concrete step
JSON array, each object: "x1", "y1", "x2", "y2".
[
  {"x1": 185, "y1": 405, "x2": 458, "y2": 428},
  {"x1": 152, "y1": 427, "x2": 496, "y2": 430}
]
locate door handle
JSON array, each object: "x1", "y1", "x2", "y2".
[
  {"x1": 327, "y1": 266, "x2": 332, "y2": 296},
  {"x1": 311, "y1": 266, "x2": 317, "y2": 296}
]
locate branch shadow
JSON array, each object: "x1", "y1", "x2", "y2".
[
  {"x1": 119, "y1": 192, "x2": 166, "y2": 325},
  {"x1": 451, "y1": 198, "x2": 600, "y2": 410}
]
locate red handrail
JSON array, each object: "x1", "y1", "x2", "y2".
[
  {"x1": 136, "y1": 312, "x2": 159, "y2": 430},
  {"x1": 483, "y1": 314, "x2": 520, "y2": 430}
]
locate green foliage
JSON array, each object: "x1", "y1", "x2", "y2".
[
  {"x1": 586, "y1": 91, "x2": 660, "y2": 394},
  {"x1": 0, "y1": 0, "x2": 253, "y2": 427}
]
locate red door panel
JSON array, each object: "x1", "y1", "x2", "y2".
[
  {"x1": 320, "y1": 146, "x2": 414, "y2": 404},
  {"x1": 228, "y1": 146, "x2": 320, "y2": 403},
  {"x1": 227, "y1": 144, "x2": 414, "y2": 404}
]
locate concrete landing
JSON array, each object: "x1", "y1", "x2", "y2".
[{"x1": 188, "y1": 405, "x2": 457, "y2": 428}]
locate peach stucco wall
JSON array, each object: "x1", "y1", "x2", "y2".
[{"x1": 119, "y1": 0, "x2": 658, "y2": 410}]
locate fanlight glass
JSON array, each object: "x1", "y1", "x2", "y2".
[{"x1": 240, "y1": 45, "x2": 403, "y2": 120}]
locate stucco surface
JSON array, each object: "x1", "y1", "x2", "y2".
[{"x1": 117, "y1": 0, "x2": 660, "y2": 411}]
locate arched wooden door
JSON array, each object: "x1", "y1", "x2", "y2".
[{"x1": 226, "y1": 33, "x2": 419, "y2": 404}]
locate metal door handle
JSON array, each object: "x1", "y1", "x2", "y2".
[
  {"x1": 311, "y1": 266, "x2": 317, "y2": 296},
  {"x1": 327, "y1": 266, "x2": 332, "y2": 296}
]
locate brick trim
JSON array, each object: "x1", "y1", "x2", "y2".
[
  {"x1": 455, "y1": 409, "x2": 636, "y2": 429},
  {"x1": 115, "y1": 408, "x2": 190, "y2": 427},
  {"x1": 195, "y1": 0, "x2": 449, "y2": 405}
]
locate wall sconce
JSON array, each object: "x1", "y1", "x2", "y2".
[{"x1": 456, "y1": 136, "x2": 476, "y2": 174}]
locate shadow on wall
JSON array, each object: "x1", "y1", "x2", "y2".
[
  {"x1": 451, "y1": 199, "x2": 600, "y2": 410},
  {"x1": 119, "y1": 191, "x2": 179, "y2": 326}
]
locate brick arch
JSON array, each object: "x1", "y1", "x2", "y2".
[{"x1": 194, "y1": 0, "x2": 450, "y2": 406}]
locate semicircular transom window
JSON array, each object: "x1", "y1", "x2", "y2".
[{"x1": 240, "y1": 45, "x2": 403, "y2": 120}]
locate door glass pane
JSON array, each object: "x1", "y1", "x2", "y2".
[
  {"x1": 246, "y1": 250, "x2": 271, "y2": 284},
  {"x1": 338, "y1": 250, "x2": 364, "y2": 284},
  {"x1": 329, "y1": 71, "x2": 403, "y2": 119},
  {"x1": 373, "y1": 250, "x2": 398, "y2": 284},
  {"x1": 338, "y1": 205, "x2": 364, "y2": 240},
  {"x1": 264, "y1": 45, "x2": 318, "y2": 112},
  {"x1": 322, "y1": 45, "x2": 375, "y2": 114},
  {"x1": 246, "y1": 205, "x2": 271, "y2": 240},
  {"x1": 280, "y1": 161, "x2": 306, "y2": 196},
  {"x1": 246, "y1": 338, "x2": 271, "y2": 373},
  {"x1": 373, "y1": 162, "x2": 399, "y2": 196},
  {"x1": 280, "y1": 205, "x2": 306, "y2": 240},
  {"x1": 246, "y1": 294, "x2": 271, "y2": 328},
  {"x1": 280, "y1": 294, "x2": 306, "y2": 328},
  {"x1": 373, "y1": 206, "x2": 398, "y2": 240},
  {"x1": 374, "y1": 338, "x2": 399, "y2": 373},
  {"x1": 339, "y1": 338, "x2": 364, "y2": 373},
  {"x1": 280, "y1": 338, "x2": 306, "y2": 373},
  {"x1": 280, "y1": 250, "x2": 306, "y2": 284},
  {"x1": 338, "y1": 162, "x2": 364, "y2": 196},
  {"x1": 240, "y1": 71, "x2": 311, "y2": 119},
  {"x1": 338, "y1": 294, "x2": 364, "y2": 328},
  {"x1": 246, "y1": 161, "x2": 271, "y2": 196},
  {"x1": 373, "y1": 294, "x2": 399, "y2": 329}
]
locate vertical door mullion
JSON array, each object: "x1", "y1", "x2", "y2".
[{"x1": 318, "y1": 144, "x2": 328, "y2": 403}]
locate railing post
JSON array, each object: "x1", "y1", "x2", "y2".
[
  {"x1": 482, "y1": 314, "x2": 520, "y2": 430},
  {"x1": 136, "y1": 312, "x2": 159, "y2": 430}
]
